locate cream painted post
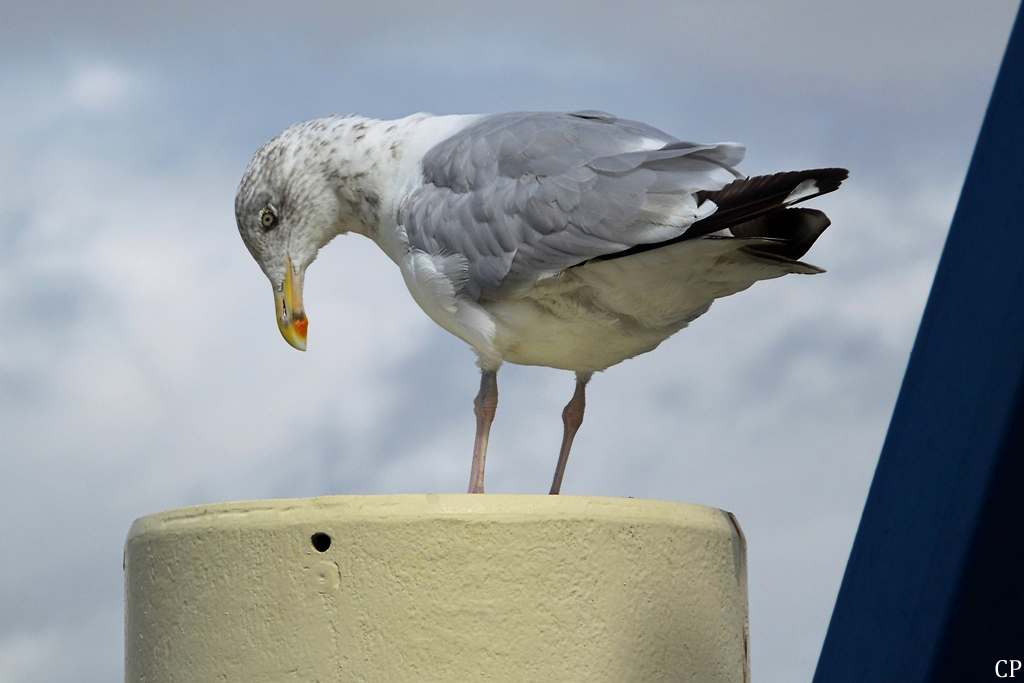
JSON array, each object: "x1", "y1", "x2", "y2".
[{"x1": 125, "y1": 495, "x2": 749, "y2": 682}]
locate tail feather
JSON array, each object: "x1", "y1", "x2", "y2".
[{"x1": 731, "y1": 207, "x2": 831, "y2": 261}]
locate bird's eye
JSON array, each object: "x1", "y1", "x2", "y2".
[{"x1": 259, "y1": 207, "x2": 278, "y2": 230}]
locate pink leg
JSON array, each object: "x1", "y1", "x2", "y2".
[
  {"x1": 468, "y1": 369, "x2": 498, "y2": 494},
  {"x1": 550, "y1": 372, "x2": 592, "y2": 495}
]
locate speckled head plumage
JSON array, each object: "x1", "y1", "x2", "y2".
[
  {"x1": 235, "y1": 121, "x2": 350, "y2": 277},
  {"x1": 235, "y1": 113, "x2": 426, "y2": 351},
  {"x1": 234, "y1": 119, "x2": 355, "y2": 351}
]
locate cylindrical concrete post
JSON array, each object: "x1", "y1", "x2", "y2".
[{"x1": 125, "y1": 495, "x2": 748, "y2": 682}]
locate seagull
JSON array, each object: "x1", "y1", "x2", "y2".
[{"x1": 235, "y1": 110, "x2": 847, "y2": 494}]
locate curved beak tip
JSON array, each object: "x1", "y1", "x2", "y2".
[{"x1": 278, "y1": 315, "x2": 308, "y2": 351}]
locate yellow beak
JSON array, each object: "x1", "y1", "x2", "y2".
[{"x1": 274, "y1": 258, "x2": 307, "y2": 351}]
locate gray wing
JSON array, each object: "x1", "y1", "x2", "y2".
[{"x1": 398, "y1": 111, "x2": 744, "y2": 300}]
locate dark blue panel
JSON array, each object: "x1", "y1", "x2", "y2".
[
  {"x1": 930, "y1": 402, "x2": 1024, "y2": 680},
  {"x1": 814, "y1": 4, "x2": 1024, "y2": 682}
]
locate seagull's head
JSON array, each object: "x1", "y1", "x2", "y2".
[{"x1": 234, "y1": 124, "x2": 347, "y2": 352}]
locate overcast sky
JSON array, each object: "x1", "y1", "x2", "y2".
[{"x1": 1, "y1": 2, "x2": 1018, "y2": 681}]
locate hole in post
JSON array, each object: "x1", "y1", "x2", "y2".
[{"x1": 311, "y1": 532, "x2": 331, "y2": 552}]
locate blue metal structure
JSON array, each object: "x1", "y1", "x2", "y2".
[{"x1": 814, "y1": 4, "x2": 1024, "y2": 682}]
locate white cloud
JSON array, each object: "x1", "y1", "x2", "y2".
[
  {"x1": 0, "y1": 62, "x2": 144, "y2": 146},
  {"x1": 67, "y1": 62, "x2": 135, "y2": 113}
]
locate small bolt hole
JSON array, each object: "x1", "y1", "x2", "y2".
[{"x1": 311, "y1": 532, "x2": 332, "y2": 552}]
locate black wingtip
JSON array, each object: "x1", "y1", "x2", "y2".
[
  {"x1": 589, "y1": 166, "x2": 847, "y2": 265},
  {"x1": 805, "y1": 167, "x2": 849, "y2": 196},
  {"x1": 687, "y1": 167, "x2": 848, "y2": 239}
]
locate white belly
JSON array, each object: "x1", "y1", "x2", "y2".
[
  {"x1": 486, "y1": 287, "x2": 701, "y2": 372},
  {"x1": 484, "y1": 237, "x2": 803, "y2": 372}
]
